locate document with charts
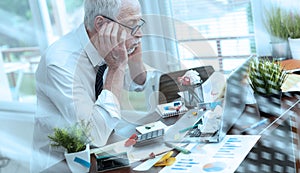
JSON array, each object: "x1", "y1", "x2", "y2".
[{"x1": 159, "y1": 135, "x2": 260, "y2": 173}]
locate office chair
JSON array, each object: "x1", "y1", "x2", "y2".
[{"x1": 158, "y1": 65, "x2": 215, "y2": 104}]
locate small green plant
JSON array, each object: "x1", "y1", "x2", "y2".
[
  {"x1": 285, "y1": 12, "x2": 300, "y2": 39},
  {"x1": 265, "y1": 6, "x2": 289, "y2": 42},
  {"x1": 248, "y1": 57, "x2": 287, "y2": 96},
  {"x1": 48, "y1": 121, "x2": 92, "y2": 153}
]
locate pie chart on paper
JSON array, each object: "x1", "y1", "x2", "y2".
[{"x1": 202, "y1": 161, "x2": 227, "y2": 172}]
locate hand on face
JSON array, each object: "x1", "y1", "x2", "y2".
[
  {"x1": 97, "y1": 22, "x2": 128, "y2": 70},
  {"x1": 128, "y1": 42, "x2": 142, "y2": 62}
]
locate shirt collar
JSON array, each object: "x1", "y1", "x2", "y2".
[{"x1": 77, "y1": 23, "x2": 105, "y2": 67}]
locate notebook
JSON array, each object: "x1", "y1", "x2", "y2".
[{"x1": 156, "y1": 101, "x2": 188, "y2": 118}]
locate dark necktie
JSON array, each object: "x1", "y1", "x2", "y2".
[{"x1": 95, "y1": 64, "x2": 107, "y2": 100}]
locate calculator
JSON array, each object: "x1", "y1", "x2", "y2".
[{"x1": 133, "y1": 129, "x2": 165, "y2": 147}]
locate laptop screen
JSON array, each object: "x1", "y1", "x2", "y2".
[
  {"x1": 184, "y1": 56, "x2": 254, "y2": 143},
  {"x1": 218, "y1": 56, "x2": 254, "y2": 140},
  {"x1": 164, "y1": 56, "x2": 254, "y2": 143}
]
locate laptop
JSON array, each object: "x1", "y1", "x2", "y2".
[{"x1": 164, "y1": 55, "x2": 254, "y2": 143}]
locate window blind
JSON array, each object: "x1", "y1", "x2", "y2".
[{"x1": 170, "y1": 0, "x2": 256, "y2": 72}]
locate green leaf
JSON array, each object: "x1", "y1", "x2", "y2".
[
  {"x1": 264, "y1": 6, "x2": 289, "y2": 41},
  {"x1": 248, "y1": 57, "x2": 287, "y2": 96},
  {"x1": 48, "y1": 120, "x2": 92, "y2": 153}
]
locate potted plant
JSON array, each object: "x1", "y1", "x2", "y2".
[
  {"x1": 264, "y1": 6, "x2": 290, "y2": 60},
  {"x1": 48, "y1": 121, "x2": 92, "y2": 172},
  {"x1": 248, "y1": 57, "x2": 287, "y2": 116},
  {"x1": 286, "y1": 11, "x2": 300, "y2": 59}
]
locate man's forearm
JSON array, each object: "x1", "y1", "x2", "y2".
[
  {"x1": 103, "y1": 67, "x2": 125, "y2": 99},
  {"x1": 128, "y1": 60, "x2": 147, "y2": 85}
]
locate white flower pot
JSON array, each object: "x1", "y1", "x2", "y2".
[
  {"x1": 288, "y1": 37, "x2": 300, "y2": 60},
  {"x1": 270, "y1": 41, "x2": 290, "y2": 60},
  {"x1": 64, "y1": 144, "x2": 90, "y2": 173}
]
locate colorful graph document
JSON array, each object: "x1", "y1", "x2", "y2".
[{"x1": 159, "y1": 135, "x2": 260, "y2": 173}]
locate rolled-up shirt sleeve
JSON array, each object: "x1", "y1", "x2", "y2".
[
  {"x1": 43, "y1": 64, "x2": 121, "y2": 147},
  {"x1": 96, "y1": 90, "x2": 121, "y2": 119},
  {"x1": 123, "y1": 69, "x2": 155, "y2": 92},
  {"x1": 44, "y1": 61, "x2": 158, "y2": 147},
  {"x1": 91, "y1": 90, "x2": 121, "y2": 146}
]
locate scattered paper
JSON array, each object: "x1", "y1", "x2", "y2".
[
  {"x1": 202, "y1": 72, "x2": 226, "y2": 103},
  {"x1": 91, "y1": 139, "x2": 172, "y2": 164},
  {"x1": 133, "y1": 153, "x2": 165, "y2": 171},
  {"x1": 159, "y1": 135, "x2": 260, "y2": 173}
]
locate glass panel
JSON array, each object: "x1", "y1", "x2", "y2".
[
  {"x1": 120, "y1": 91, "x2": 147, "y2": 111},
  {"x1": 178, "y1": 41, "x2": 218, "y2": 59},
  {"x1": 0, "y1": 0, "x2": 84, "y2": 103},
  {"x1": 0, "y1": 1, "x2": 38, "y2": 102},
  {"x1": 62, "y1": 0, "x2": 84, "y2": 32}
]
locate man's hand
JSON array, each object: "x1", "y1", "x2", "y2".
[
  {"x1": 128, "y1": 42, "x2": 142, "y2": 62},
  {"x1": 97, "y1": 22, "x2": 128, "y2": 70},
  {"x1": 91, "y1": 22, "x2": 128, "y2": 99}
]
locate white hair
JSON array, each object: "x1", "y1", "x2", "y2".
[{"x1": 84, "y1": 0, "x2": 122, "y2": 31}]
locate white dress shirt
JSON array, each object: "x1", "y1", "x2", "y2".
[{"x1": 31, "y1": 24, "x2": 152, "y2": 172}]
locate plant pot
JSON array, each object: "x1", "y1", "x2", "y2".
[
  {"x1": 288, "y1": 37, "x2": 300, "y2": 60},
  {"x1": 65, "y1": 144, "x2": 90, "y2": 173},
  {"x1": 254, "y1": 93, "x2": 282, "y2": 117},
  {"x1": 270, "y1": 41, "x2": 290, "y2": 60}
]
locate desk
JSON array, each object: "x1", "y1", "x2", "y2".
[
  {"x1": 89, "y1": 92, "x2": 300, "y2": 173},
  {"x1": 42, "y1": 94, "x2": 299, "y2": 173}
]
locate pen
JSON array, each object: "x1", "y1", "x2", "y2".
[
  {"x1": 178, "y1": 124, "x2": 198, "y2": 133},
  {"x1": 164, "y1": 101, "x2": 182, "y2": 110},
  {"x1": 139, "y1": 150, "x2": 169, "y2": 162},
  {"x1": 165, "y1": 142, "x2": 191, "y2": 154},
  {"x1": 241, "y1": 118, "x2": 268, "y2": 134}
]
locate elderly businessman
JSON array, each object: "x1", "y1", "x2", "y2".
[{"x1": 31, "y1": 0, "x2": 152, "y2": 172}]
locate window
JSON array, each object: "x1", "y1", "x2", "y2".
[
  {"x1": 0, "y1": 0, "x2": 38, "y2": 102},
  {"x1": 170, "y1": 0, "x2": 256, "y2": 73},
  {"x1": 0, "y1": 0, "x2": 83, "y2": 103}
]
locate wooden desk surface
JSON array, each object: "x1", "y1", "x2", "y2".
[{"x1": 280, "y1": 59, "x2": 300, "y2": 71}]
